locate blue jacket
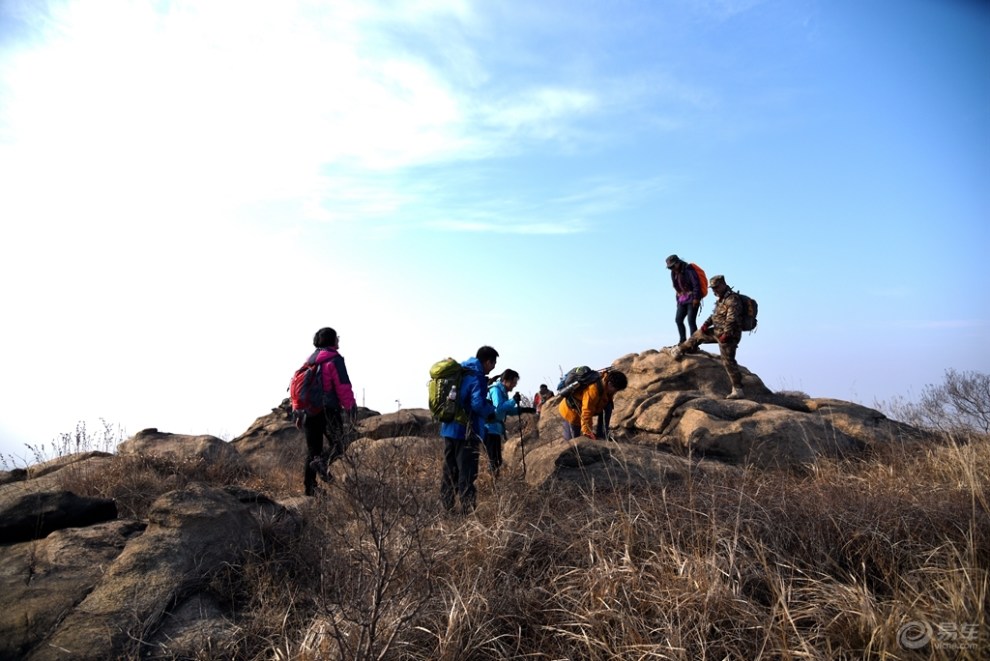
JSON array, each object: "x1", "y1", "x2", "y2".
[
  {"x1": 485, "y1": 381, "x2": 522, "y2": 437},
  {"x1": 440, "y1": 357, "x2": 495, "y2": 441}
]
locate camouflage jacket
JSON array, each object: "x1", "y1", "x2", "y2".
[{"x1": 703, "y1": 290, "x2": 743, "y2": 338}]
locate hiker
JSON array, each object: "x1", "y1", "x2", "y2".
[
  {"x1": 533, "y1": 384, "x2": 554, "y2": 418},
  {"x1": 294, "y1": 327, "x2": 356, "y2": 496},
  {"x1": 440, "y1": 346, "x2": 499, "y2": 513},
  {"x1": 558, "y1": 370, "x2": 628, "y2": 441},
  {"x1": 669, "y1": 274, "x2": 746, "y2": 399},
  {"x1": 666, "y1": 254, "x2": 703, "y2": 344},
  {"x1": 484, "y1": 369, "x2": 536, "y2": 478}
]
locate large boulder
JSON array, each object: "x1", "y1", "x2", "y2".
[
  {"x1": 0, "y1": 520, "x2": 146, "y2": 658},
  {"x1": 26, "y1": 482, "x2": 288, "y2": 661},
  {"x1": 0, "y1": 455, "x2": 119, "y2": 543},
  {"x1": 357, "y1": 408, "x2": 436, "y2": 440},
  {"x1": 521, "y1": 437, "x2": 735, "y2": 490},
  {"x1": 537, "y1": 349, "x2": 925, "y2": 469},
  {"x1": 118, "y1": 429, "x2": 250, "y2": 476}
]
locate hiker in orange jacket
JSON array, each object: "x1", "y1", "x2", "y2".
[{"x1": 558, "y1": 370, "x2": 628, "y2": 441}]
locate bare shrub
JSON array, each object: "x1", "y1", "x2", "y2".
[{"x1": 878, "y1": 369, "x2": 990, "y2": 437}]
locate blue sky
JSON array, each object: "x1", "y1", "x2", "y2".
[{"x1": 1, "y1": 0, "x2": 987, "y2": 463}]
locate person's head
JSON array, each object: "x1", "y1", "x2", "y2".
[
  {"x1": 476, "y1": 345, "x2": 499, "y2": 374},
  {"x1": 500, "y1": 368, "x2": 520, "y2": 390},
  {"x1": 665, "y1": 254, "x2": 683, "y2": 271},
  {"x1": 605, "y1": 370, "x2": 628, "y2": 395},
  {"x1": 313, "y1": 327, "x2": 338, "y2": 348},
  {"x1": 709, "y1": 274, "x2": 729, "y2": 296},
  {"x1": 539, "y1": 383, "x2": 550, "y2": 393}
]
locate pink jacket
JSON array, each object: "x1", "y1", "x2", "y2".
[{"x1": 313, "y1": 348, "x2": 357, "y2": 411}]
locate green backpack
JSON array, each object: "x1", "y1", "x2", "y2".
[{"x1": 428, "y1": 358, "x2": 470, "y2": 424}]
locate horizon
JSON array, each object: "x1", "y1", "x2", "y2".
[{"x1": 1, "y1": 0, "x2": 988, "y2": 464}]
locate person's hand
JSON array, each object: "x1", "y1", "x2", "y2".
[
  {"x1": 584, "y1": 432, "x2": 597, "y2": 440},
  {"x1": 718, "y1": 334, "x2": 728, "y2": 343},
  {"x1": 692, "y1": 300, "x2": 701, "y2": 308},
  {"x1": 513, "y1": 392, "x2": 522, "y2": 404},
  {"x1": 701, "y1": 322, "x2": 710, "y2": 334},
  {"x1": 293, "y1": 413, "x2": 304, "y2": 431}
]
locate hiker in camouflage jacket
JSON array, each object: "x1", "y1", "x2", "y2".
[{"x1": 671, "y1": 274, "x2": 746, "y2": 400}]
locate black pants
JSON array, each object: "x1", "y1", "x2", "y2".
[
  {"x1": 482, "y1": 433, "x2": 503, "y2": 477},
  {"x1": 440, "y1": 434, "x2": 480, "y2": 513},
  {"x1": 675, "y1": 301, "x2": 699, "y2": 344},
  {"x1": 303, "y1": 408, "x2": 344, "y2": 495}
]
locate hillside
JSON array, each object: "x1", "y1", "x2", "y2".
[{"x1": 1, "y1": 349, "x2": 987, "y2": 660}]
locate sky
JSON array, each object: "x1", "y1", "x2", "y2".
[{"x1": 1, "y1": 0, "x2": 988, "y2": 465}]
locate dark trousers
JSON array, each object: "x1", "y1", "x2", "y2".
[
  {"x1": 482, "y1": 433, "x2": 503, "y2": 477},
  {"x1": 440, "y1": 435, "x2": 480, "y2": 513},
  {"x1": 303, "y1": 408, "x2": 345, "y2": 495},
  {"x1": 675, "y1": 301, "x2": 700, "y2": 344}
]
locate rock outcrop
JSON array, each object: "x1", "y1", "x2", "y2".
[{"x1": 0, "y1": 346, "x2": 931, "y2": 658}]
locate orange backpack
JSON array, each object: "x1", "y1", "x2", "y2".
[{"x1": 690, "y1": 263, "x2": 708, "y2": 298}]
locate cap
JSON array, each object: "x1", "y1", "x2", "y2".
[
  {"x1": 709, "y1": 274, "x2": 727, "y2": 288},
  {"x1": 665, "y1": 254, "x2": 679, "y2": 269}
]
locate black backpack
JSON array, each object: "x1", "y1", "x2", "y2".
[
  {"x1": 737, "y1": 292, "x2": 759, "y2": 331},
  {"x1": 557, "y1": 367, "x2": 607, "y2": 411}
]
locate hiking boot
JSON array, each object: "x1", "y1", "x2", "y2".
[
  {"x1": 726, "y1": 387, "x2": 745, "y2": 400},
  {"x1": 309, "y1": 457, "x2": 331, "y2": 483},
  {"x1": 667, "y1": 346, "x2": 683, "y2": 360}
]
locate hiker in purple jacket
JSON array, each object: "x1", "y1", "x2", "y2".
[{"x1": 666, "y1": 254, "x2": 703, "y2": 344}]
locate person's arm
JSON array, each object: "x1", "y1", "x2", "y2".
[
  {"x1": 579, "y1": 384, "x2": 599, "y2": 437},
  {"x1": 330, "y1": 355, "x2": 357, "y2": 411}
]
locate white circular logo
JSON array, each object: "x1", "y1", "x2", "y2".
[{"x1": 898, "y1": 620, "x2": 933, "y2": 650}]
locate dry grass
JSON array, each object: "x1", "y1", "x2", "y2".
[{"x1": 27, "y1": 426, "x2": 990, "y2": 660}]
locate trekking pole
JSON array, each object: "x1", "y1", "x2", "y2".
[{"x1": 517, "y1": 410, "x2": 527, "y2": 479}]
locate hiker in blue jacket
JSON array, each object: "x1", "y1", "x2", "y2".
[
  {"x1": 484, "y1": 369, "x2": 536, "y2": 478},
  {"x1": 440, "y1": 346, "x2": 499, "y2": 513}
]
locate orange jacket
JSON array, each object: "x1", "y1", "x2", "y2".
[{"x1": 558, "y1": 378, "x2": 610, "y2": 437}]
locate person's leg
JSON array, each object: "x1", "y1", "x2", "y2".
[
  {"x1": 562, "y1": 419, "x2": 577, "y2": 441},
  {"x1": 719, "y1": 340, "x2": 745, "y2": 394},
  {"x1": 674, "y1": 302, "x2": 689, "y2": 344},
  {"x1": 687, "y1": 302, "x2": 699, "y2": 336},
  {"x1": 457, "y1": 435, "x2": 480, "y2": 513},
  {"x1": 491, "y1": 435, "x2": 503, "y2": 477},
  {"x1": 595, "y1": 402, "x2": 614, "y2": 439},
  {"x1": 482, "y1": 433, "x2": 501, "y2": 475},
  {"x1": 439, "y1": 436, "x2": 458, "y2": 511},
  {"x1": 323, "y1": 407, "x2": 345, "y2": 466},
  {"x1": 303, "y1": 412, "x2": 326, "y2": 496}
]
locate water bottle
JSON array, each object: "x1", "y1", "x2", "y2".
[{"x1": 447, "y1": 384, "x2": 457, "y2": 402}]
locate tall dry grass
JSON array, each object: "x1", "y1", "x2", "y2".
[{"x1": 28, "y1": 421, "x2": 989, "y2": 659}]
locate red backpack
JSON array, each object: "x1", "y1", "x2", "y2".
[{"x1": 289, "y1": 353, "x2": 326, "y2": 414}]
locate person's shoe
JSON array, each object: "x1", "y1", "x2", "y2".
[
  {"x1": 310, "y1": 457, "x2": 331, "y2": 483},
  {"x1": 726, "y1": 387, "x2": 745, "y2": 400},
  {"x1": 667, "y1": 346, "x2": 683, "y2": 360}
]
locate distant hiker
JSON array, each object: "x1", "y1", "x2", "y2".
[
  {"x1": 669, "y1": 274, "x2": 746, "y2": 399},
  {"x1": 291, "y1": 327, "x2": 356, "y2": 496},
  {"x1": 484, "y1": 369, "x2": 536, "y2": 478},
  {"x1": 440, "y1": 346, "x2": 499, "y2": 513},
  {"x1": 533, "y1": 384, "x2": 554, "y2": 418},
  {"x1": 666, "y1": 254, "x2": 705, "y2": 344},
  {"x1": 558, "y1": 369, "x2": 628, "y2": 441}
]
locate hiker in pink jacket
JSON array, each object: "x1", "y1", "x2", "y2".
[{"x1": 295, "y1": 327, "x2": 357, "y2": 496}]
